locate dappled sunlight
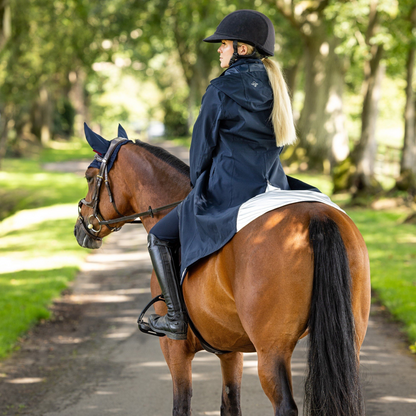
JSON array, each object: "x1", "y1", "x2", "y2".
[
  {"x1": 397, "y1": 233, "x2": 416, "y2": 244},
  {"x1": 5, "y1": 377, "x2": 45, "y2": 384},
  {"x1": 1, "y1": 254, "x2": 84, "y2": 274},
  {"x1": 243, "y1": 360, "x2": 258, "y2": 368},
  {"x1": 106, "y1": 316, "x2": 140, "y2": 323},
  {"x1": 116, "y1": 234, "x2": 147, "y2": 247},
  {"x1": 359, "y1": 360, "x2": 387, "y2": 365},
  {"x1": 193, "y1": 354, "x2": 219, "y2": 363},
  {"x1": 68, "y1": 294, "x2": 134, "y2": 303},
  {"x1": 81, "y1": 252, "x2": 151, "y2": 272},
  {"x1": 51, "y1": 336, "x2": 89, "y2": 345},
  {"x1": 368, "y1": 396, "x2": 416, "y2": 404},
  {"x1": 0, "y1": 211, "x2": 88, "y2": 278},
  {"x1": 0, "y1": 204, "x2": 76, "y2": 234},
  {"x1": 117, "y1": 309, "x2": 142, "y2": 316},
  {"x1": 103, "y1": 331, "x2": 135, "y2": 339},
  {"x1": 76, "y1": 282, "x2": 102, "y2": 290},
  {"x1": 137, "y1": 361, "x2": 168, "y2": 368}
]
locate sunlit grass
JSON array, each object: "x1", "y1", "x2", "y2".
[
  {"x1": 0, "y1": 140, "x2": 92, "y2": 358},
  {"x1": 38, "y1": 137, "x2": 93, "y2": 163},
  {"x1": 349, "y1": 209, "x2": 416, "y2": 343},
  {"x1": 0, "y1": 147, "x2": 89, "y2": 221},
  {"x1": 0, "y1": 208, "x2": 89, "y2": 358}
]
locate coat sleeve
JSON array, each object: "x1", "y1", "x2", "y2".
[{"x1": 189, "y1": 85, "x2": 224, "y2": 187}]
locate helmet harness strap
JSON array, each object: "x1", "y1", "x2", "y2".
[
  {"x1": 228, "y1": 40, "x2": 267, "y2": 66},
  {"x1": 229, "y1": 40, "x2": 240, "y2": 66}
]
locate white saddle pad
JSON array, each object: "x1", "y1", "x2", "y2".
[{"x1": 236, "y1": 184, "x2": 346, "y2": 232}]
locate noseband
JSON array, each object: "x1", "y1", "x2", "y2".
[{"x1": 77, "y1": 138, "x2": 182, "y2": 240}]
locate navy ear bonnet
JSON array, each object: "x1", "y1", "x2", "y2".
[{"x1": 84, "y1": 123, "x2": 130, "y2": 171}]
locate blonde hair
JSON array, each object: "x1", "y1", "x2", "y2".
[{"x1": 238, "y1": 43, "x2": 297, "y2": 147}]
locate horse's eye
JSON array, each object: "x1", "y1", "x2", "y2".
[{"x1": 85, "y1": 176, "x2": 94, "y2": 184}]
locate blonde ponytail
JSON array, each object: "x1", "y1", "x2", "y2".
[
  {"x1": 262, "y1": 58, "x2": 297, "y2": 146},
  {"x1": 237, "y1": 43, "x2": 297, "y2": 146}
]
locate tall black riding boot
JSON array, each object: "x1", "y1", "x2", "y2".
[{"x1": 147, "y1": 233, "x2": 188, "y2": 340}]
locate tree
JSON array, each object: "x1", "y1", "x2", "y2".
[
  {"x1": 332, "y1": 0, "x2": 398, "y2": 196},
  {"x1": 347, "y1": 0, "x2": 386, "y2": 196},
  {"x1": 0, "y1": 0, "x2": 10, "y2": 51},
  {"x1": 0, "y1": 0, "x2": 11, "y2": 166},
  {"x1": 273, "y1": 0, "x2": 350, "y2": 171},
  {"x1": 396, "y1": 4, "x2": 416, "y2": 195},
  {"x1": 0, "y1": 0, "x2": 111, "y2": 163}
]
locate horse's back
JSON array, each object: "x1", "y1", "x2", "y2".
[{"x1": 182, "y1": 202, "x2": 370, "y2": 352}]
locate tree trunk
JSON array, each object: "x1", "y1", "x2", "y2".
[
  {"x1": 69, "y1": 69, "x2": 88, "y2": 138},
  {"x1": 396, "y1": 6, "x2": 416, "y2": 194},
  {"x1": 401, "y1": 45, "x2": 415, "y2": 173},
  {"x1": 0, "y1": 107, "x2": 10, "y2": 169},
  {"x1": 275, "y1": 0, "x2": 349, "y2": 172},
  {"x1": 39, "y1": 86, "x2": 52, "y2": 145},
  {"x1": 0, "y1": 0, "x2": 11, "y2": 52},
  {"x1": 350, "y1": 45, "x2": 384, "y2": 195},
  {"x1": 31, "y1": 86, "x2": 52, "y2": 145},
  {"x1": 296, "y1": 30, "x2": 349, "y2": 171},
  {"x1": 283, "y1": 60, "x2": 301, "y2": 103}
]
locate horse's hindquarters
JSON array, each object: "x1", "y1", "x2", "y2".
[
  {"x1": 182, "y1": 202, "x2": 370, "y2": 355},
  {"x1": 183, "y1": 204, "x2": 316, "y2": 353}
]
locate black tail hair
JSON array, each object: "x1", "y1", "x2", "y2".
[{"x1": 304, "y1": 216, "x2": 363, "y2": 416}]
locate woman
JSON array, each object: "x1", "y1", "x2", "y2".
[{"x1": 147, "y1": 10, "x2": 298, "y2": 340}]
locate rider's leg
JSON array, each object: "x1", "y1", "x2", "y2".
[{"x1": 147, "y1": 208, "x2": 188, "y2": 340}]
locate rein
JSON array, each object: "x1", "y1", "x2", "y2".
[{"x1": 77, "y1": 138, "x2": 183, "y2": 239}]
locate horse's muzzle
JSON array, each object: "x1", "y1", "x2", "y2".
[{"x1": 74, "y1": 220, "x2": 103, "y2": 249}]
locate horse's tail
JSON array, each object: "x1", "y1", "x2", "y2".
[{"x1": 304, "y1": 215, "x2": 363, "y2": 416}]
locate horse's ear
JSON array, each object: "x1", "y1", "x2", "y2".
[
  {"x1": 84, "y1": 122, "x2": 110, "y2": 156},
  {"x1": 118, "y1": 124, "x2": 128, "y2": 139}
]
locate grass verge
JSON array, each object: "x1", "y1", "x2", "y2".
[{"x1": 0, "y1": 139, "x2": 93, "y2": 358}]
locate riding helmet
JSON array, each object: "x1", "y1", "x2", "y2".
[{"x1": 203, "y1": 9, "x2": 275, "y2": 57}]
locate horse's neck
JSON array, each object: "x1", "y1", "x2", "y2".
[{"x1": 117, "y1": 143, "x2": 190, "y2": 232}]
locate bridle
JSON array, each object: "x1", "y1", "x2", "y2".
[{"x1": 77, "y1": 138, "x2": 183, "y2": 241}]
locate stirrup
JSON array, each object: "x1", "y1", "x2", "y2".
[{"x1": 137, "y1": 294, "x2": 166, "y2": 337}]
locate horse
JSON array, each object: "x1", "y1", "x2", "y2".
[{"x1": 74, "y1": 133, "x2": 371, "y2": 416}]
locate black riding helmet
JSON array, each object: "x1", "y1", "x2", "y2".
[{"x1": 203, "y1": 9, "x2": 275, "y2": 60}]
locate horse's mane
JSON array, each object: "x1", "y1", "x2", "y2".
[{"x1": 134, "y1": 140, "x2": 190, "y2": 178}]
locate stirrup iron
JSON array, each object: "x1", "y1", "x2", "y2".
[{"x1": 137, "y1": 294, "x2": 166, "y2": 337}]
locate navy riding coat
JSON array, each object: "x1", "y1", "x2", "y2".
[{"x1": 178, "y1": 57, "x2": 299, "y2": 280}]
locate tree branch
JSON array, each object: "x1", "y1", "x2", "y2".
[
  {"x1": 365, "y1": 0, "x2": 379, "y2": 44},
  {"x1": 275, "y1": 0, "x2": 301, "y2": 30}
]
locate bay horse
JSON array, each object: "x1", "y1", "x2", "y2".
[{"x1": 74, "y1": 135, "x2": 371, "y2": 416}]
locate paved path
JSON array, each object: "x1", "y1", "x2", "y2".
[
  {"x1": 30, "y1": 224, "x2": 416, "y2": 416},
  {"x1": 1, "y1": 142, "x2": 415, "y2": 415}
]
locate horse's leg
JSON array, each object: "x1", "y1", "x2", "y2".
[
  {"x1": 159, "y1": 337, "x2": 195, "y2": 416},
  {"x1": 257, "y1": 351, "x2": 298, "y2": 416},
  {"x1": 218, "y1": 352, "x2": 244, "y2": 416}
]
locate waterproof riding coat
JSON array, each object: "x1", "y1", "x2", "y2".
[{"x1": 178, "y1": 58, "x2": 314, "y2": 281}]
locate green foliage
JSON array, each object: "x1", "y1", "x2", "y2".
[{"x1": 332, "y1": 157, "x2": 354, "y2": 194}]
